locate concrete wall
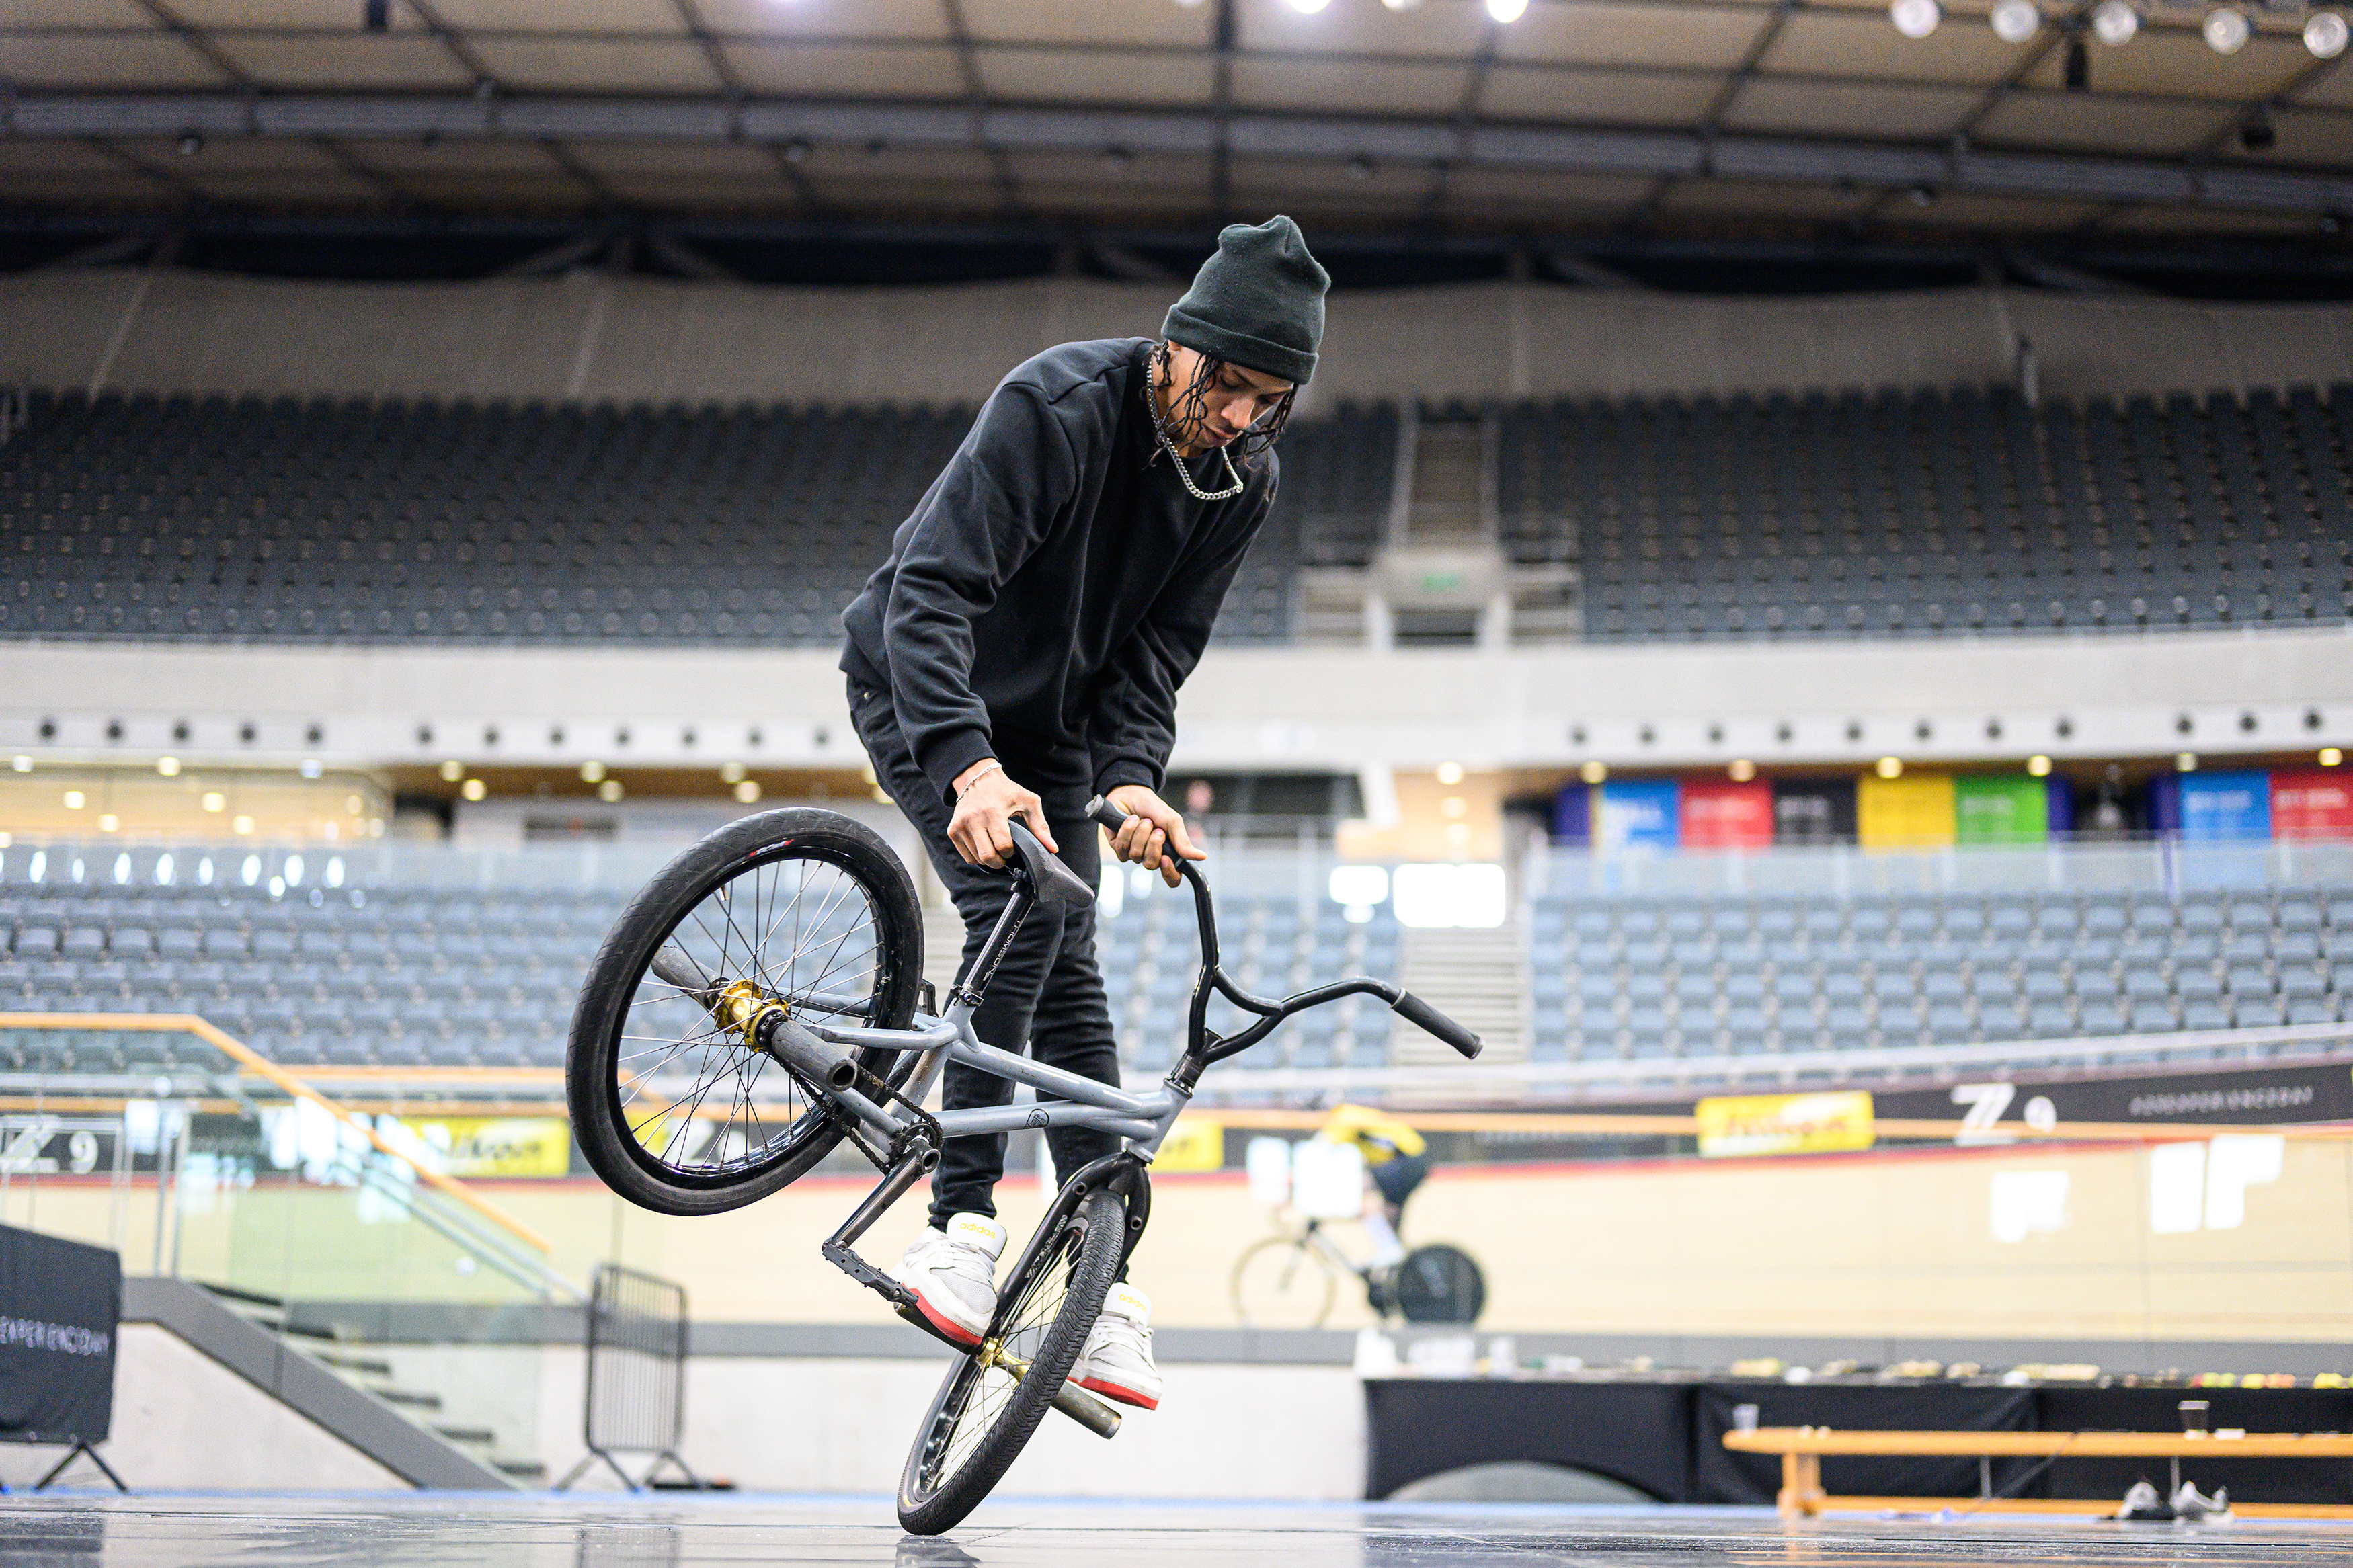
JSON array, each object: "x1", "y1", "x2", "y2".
[
  {"x1": 0, "y1": 1323, "x2": 407, "y2": 1491},
  {"x1": 4, "y1": 627, "x2": 2350, "y2": 778},
  {"x1": 5, "y1": 270, "x2": 2352, "y2": 411}
]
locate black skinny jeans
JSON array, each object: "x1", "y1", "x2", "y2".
[{"x1": 847, "y1": 679, "x2": 1123, "y2": 1229}]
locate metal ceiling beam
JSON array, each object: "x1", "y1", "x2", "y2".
[{"x1": 7, "y1": 91, "x2": 2350, "y2": 218}]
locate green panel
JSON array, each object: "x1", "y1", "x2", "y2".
[{"x1": 1954, "y1": 775, "x2": 2049, "y2": 845}]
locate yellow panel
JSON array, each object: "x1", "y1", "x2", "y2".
[
  {"x1": 983, "y1": 47, "x2": 1215, "y2": 106},
  {"x1": 464, "y1": 38, "x2": 722, "y2": 93},
  {"x1": 1857, "y1": 772, "x2": 1956, "y2": 848},
  {"x1": 1230, "y1": 57, "x2": 1468, "y2": 115},
  {"x1": 211, "y1": 36, "x2": 476, "y2": 89},
  {"x1": 1498, "y1": 2, "x2": 1765, "y2": 68},
  {"x1": 722, "y1": 42, "x2": 967, "y2": 97},
  {"x1": 1723, "y1": 78, "x2": 1977, "y2": 139},
  {"x1": 1974, "y1": 94, "x2": 2232, "y2": 156},
  {"x1": 1762, "y1": 10, "x2": 2027, "y2": 84},
  {"x1": 1696, "y1": 1091, "x2": 1875, "y2": 1159},
  {"x1": 962, "y1": 0, "x2": 1214, "y2": 47},
  {"x1": 1480, "y1": 65, "x2": 1719, "y2": 124},
  {"x1": 0, "y1": 35, "x2": 227, "y2": 87},
  {"x1": 1152, "y1": 1118, "x2": 1225, "y2": 1175}
]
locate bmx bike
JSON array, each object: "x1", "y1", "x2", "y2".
[
  {"x1": 565, "y1": 794, "x2": 1482, "y2": 1534},
  {"x1": 1231, "y1": 1216, "x2": 1485, "y2": 1330}
]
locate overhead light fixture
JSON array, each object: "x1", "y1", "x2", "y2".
[
  {"x1": 1383, "y1": 0, "x2": 1425, "y2": 9},
  {"x1": 2091, "y1": 0, "x2": 2138, "y2": 44},
  {"x1": 176, "y1": 133, "x2": 204, "y2": 156},
  {"x1": 2308, "y1": 10, "x2": 2350, "y2": 57},
  {"x1": 1285, "y1": 0, "x2": 1332, "y2": 13},
  {"x1": 1890, "y1": 0, "x2": 1940, "y2": 38},
  {"x1": 1989, "y1": 0, "x2": 2039, "y2": 44},
  {"x1": 1905, "y1": 182, "x2": 1938, "y2": 206},
  {"x1": 1875, "y1": 757, "x2": 1904, "y2": 778},
  {"x1": 1728, "y1": 759, "x2": 1757, "y2": 782},
  {"x1": 2202, "y1": 6, "x2": 2250, "y2": 54},
  {"x1": 2320, "y1": 747, "x2": 2344, "y2": 766},
  {"x1": 2065, "y1": 36, "x2": 2090, "y2": 88},
  {"x1": 2026, "y1": 755, "x2": 2053, "y2": 777},
  {"x1": 1486, "y1": 0, "x2": 1529, "y2": 19}
]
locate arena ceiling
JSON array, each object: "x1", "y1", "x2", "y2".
[{"x1": 3, "y1": 0, "x2": 2352, "y2": 248}]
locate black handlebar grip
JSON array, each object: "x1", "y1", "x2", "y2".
[
  {"x1": 1392, "y1": 989, "x2": 1482, "y2": 1059},
  {"x1": 1083, "y1": 794, "x2": 1130, "y2": 832}
]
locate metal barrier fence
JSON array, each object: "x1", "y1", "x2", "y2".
[{"x1": 558, "y1": 1264, "x2": 707, "y2": 1492}]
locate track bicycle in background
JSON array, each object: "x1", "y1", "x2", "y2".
[
  {"x1": 565, "y1": 794, "x2": 1482, "y2": 1534},
  {"x1": 1232, "y1": 1209, "x2": 1485, "y2": 1331}
]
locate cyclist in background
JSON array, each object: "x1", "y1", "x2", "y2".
[{"x1": 1316, "y1": 1103, "x2": 1428, "y2": 1271}]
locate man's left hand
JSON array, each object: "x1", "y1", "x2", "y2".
[{"x1": 1104, "y1": 784, "x2": 1205, "y2": 888}]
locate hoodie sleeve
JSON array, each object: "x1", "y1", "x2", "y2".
[{"x1": 882, "y1": 382, "x2": 1079, "y2": 804}]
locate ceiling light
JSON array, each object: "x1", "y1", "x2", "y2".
[
  {"x1": 1436, "y1": 761, "x2": 1464, "y2": 784},
  {"x1": 62, "y1": 790, "x2": 85, "y2": 811},
  {"x1": 1173, "y1": 0, "x2": 1207, "y2": 7},
  {"x1": 176, "y1": 133, "x2": 203, "y2": 157},
  {"x1": 1285, "y1": 0, "x2": 1332, "y2": 13},
  {"x1": 733, "y1": 780, "x2": 762, "y2": 804},
  {"x1": 2202, "y1": 6, "x2": 2250, "y2": 54},
  {"x1": 580, "y1": 760, "x2": 606, "y2": 782},
  {"x1": 438, "y1": 759, "x2": 463, "y2": 781},
  {"x1": 1989, "y1": 0, "x2": 2039, "y2": 43},
  {"x1": 1486, "y1": 0, "x2": 1529, "y2": 19},
  {"x1": 1729, "y1": 759, "x2": 1757, "y2": 782},
  {"x1": 2026, "y1": 755, "x2": 2053, "y2": 777},
  {"x1": 1383, "y1": 0, "x2": 1424, "y2": 9},
  {"x1": 1905, "y1": 183, "x2": 1938, "y2": 206},
  {"x1": 1579, "y1": 760, "x2": 1607, "y2": 784},
  {"x1": 202, "y1": 792, "x2": 225, "y2": 812},
  {"x1": 597, "y1": 778, "x2": 624, "y2": 802},
  {"x1": 1875, "y1": 757, "x2": 1904, "y2": 778},
  {"x1": 2308, "y1": 11, "x2": 2350, "y2": 57},
  {"x1": 461, "y1": 777, "x2": 487, "y2": 802},
  {"x1": 2320, "y1": 747, "x2": 2344, "y2": 766},
  {"x1": 2091, "y1": 0, "x2": 2138, "y2": 44},
  {"x1": 2176, "y1": 752, "x2": 2199, "y2": 772},
  {"x1": 1890, "y1": 0, "x2": 1940, "y2": 38},
  {"x1": 157, "y1": 756, "x2": 180, "y2": 776}
]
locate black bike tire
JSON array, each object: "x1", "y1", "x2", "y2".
[
  {"x1": 896, "y1": 1188, "x2": 1125, "y2": 1536},
  {"x1": 1394, "y1": 1243, "x2": 1486, "y2": 1325},
  {"x1": 567, "y1": 807, "x2": 924, "y2": 1218},
  {"x1": 1229, "y1": 1234, "x2": 1337, "y2": 1330}
]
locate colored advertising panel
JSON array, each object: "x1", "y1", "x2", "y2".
[
  {"x1": 1954, "y1": 775, "x2": 2049, "y2": 845},
  {"x1": 1551, "y1": 782, "x2": 1591, "y2": 846},
  {"x1": 397, "y1": 1117, "x2": 570, "y2": 1178},
  {"x1": 1597, "y1": 780, "x2": 1681, "y2": 851},
  {"x1": 1679, "y1": 780, "x2": 1774, "y2": 848},
  {"x1": 1772, "y1": 778, "x2": 1856, "y2": 845},
  {"x1": 1694, "y1": 1091, "x2": 1876, "y2": 1159},
  {"x1": 2272, "y1": 770, "x2": 2353, "y2": 840},
  {"x1": 1856, "y1": 774, "x2": 1956, "y2": 848},
  {"x1": 2155, "y1": 770, "x2": 2272, "y2": 841}
]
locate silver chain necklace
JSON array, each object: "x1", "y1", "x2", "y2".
[{"x1": 1144, "y1": 347, "x2": 1246, "y2": 502}]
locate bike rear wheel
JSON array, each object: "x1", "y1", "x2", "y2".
[
  {"x1": 898, "y1": 1188, "x2": 1125, "y2": 1535},
  {"x1": 1230, "y1": 1233, "x2": 1339, "y2": 1329},
  {"x1": 1394, "y1": 1243, "x2": 1486, "y2": 1325},
  {"x1": 567, "y1": 807, "x2": 924, "y2": 1217}
]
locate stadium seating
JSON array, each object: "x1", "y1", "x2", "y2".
[
  {"x1": 1500, "y1": 384, "x2": 2353, "y2": 641},
  {"x1": 1526, "y1": 885, "x2": 2353, "y2": 1065},
  {"x1": 0, "y1": 390, "x2": 1398, "y2": 651}
]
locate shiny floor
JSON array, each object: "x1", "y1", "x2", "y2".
[{"x1": 5, "y1": 1495, "x2": 2353, "y2": 1567}]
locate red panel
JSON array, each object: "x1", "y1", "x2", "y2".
[
  {"x1": 1679, "y1": 780, "x2": 1774, "y2": 848},
  {"x1": 2272, "y1": 770, "x2": 2353, "y2": 839}
]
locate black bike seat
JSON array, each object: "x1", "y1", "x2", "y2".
[{"x1": 1006, "y1": 818, "x2": 1095, "y2": 909}]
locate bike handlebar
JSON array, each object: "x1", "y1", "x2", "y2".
[{"x1": 1083, "y1": 795, "x2": 1483, "y2": 1062}]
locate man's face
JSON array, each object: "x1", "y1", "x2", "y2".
[{"x1": 1159, "y1": 342, "x2": 1293, "y2": 456}]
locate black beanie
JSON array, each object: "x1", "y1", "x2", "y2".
[{"x1": 1160, "y1": 215, "x2": 1330, "y2": 387}]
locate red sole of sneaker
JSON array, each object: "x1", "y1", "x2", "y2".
[
  {"x1": 910, "y1": 1291, "x2": 984, "y2": 1350},
  {"x1": 1076, "y1": 1375, "x2": 1159, "y2": 1411}
]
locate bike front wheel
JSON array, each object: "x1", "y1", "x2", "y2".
[
  {"x1": 1230, "y1": 1234, "x2": 1339, "y2": 1330},
  {"x1": 898, "y1": 1187, "x2": 1125, "y2": 1535}
]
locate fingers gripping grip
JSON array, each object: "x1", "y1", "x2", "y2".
[
  {"x1": 1084, "y1": 794, "x2": 1129, "y2": 833},
  {"x1": 1392, "y1": 989, "x2": 1482, "y2": 1060}
]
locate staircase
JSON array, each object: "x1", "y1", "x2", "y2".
[
  {"x1": 1405, "y1": 419, "x2": 1488, "y2": 543},
  {"x1": 1391, "y1": 923, "x2": 1528, "y2": 1067}
]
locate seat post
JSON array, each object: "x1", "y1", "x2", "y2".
[{"x1": 949, "y1": 878, "x2": 1036, "y2": 1012}]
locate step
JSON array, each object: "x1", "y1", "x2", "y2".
[{"x1": 313, "y1": 1351, "x2": 396, "y2": 1378}]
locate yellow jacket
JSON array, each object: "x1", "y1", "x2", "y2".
[{"x1": 1317, "y1": 1103, "x2": 1425, "y2": 1165}]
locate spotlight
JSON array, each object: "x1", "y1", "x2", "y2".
[
  {"x1": 2026, "y1": 755, "x2": 2053, "y2": 777},
  {"x1": 1383, "y1": 0, "x2": 1425, "y2": 9},
  {"x1": 1890, "y1": 0, "x2": 1940, "y2": 38},
  {"x1": 781, "y1": 137, "x2": 811, "y2": 163},
  {"x1": 1990, "y1": 0, "x2": 2039, "y2": 43},
  {"x1": 1875, "y1": 757, "x2": 1904, "y2": 778},
  {"x1": 1579, "y1": 760, "x2": 1607, "y2": 784},
  {"x1": 1729, "y1": 759, "x2": 1757, "y2": 782},
  {"x1": 1285, "y1": 0, "x2": 1332, "y2": 13},
  {"x1": 2308, "y1": 11, "x2": 2350, "y2": 58},
  {"x1": 1485, "y1": 0, "x2": 1528, "y2": 19},
  {"x1": 2321, "y1": 747, "x2": 2344, "y2": 767},
  {"x1": 2176, "y1": 752, "x2": 2199, "y2": 772},
  {"x1": 2202, "y1": 6, "x2": 2250, "y2": 55},
  {"x1": 1905, "y1": 183, "x2": 1938, "y2": 206},
  {"x1": 1436, "y1": 761, "x2": 1464, "y2": 784},
  {"x1": 2065, "y1": 36, "x2": 2089, "y2": 89},
  {"x1": 176, "y1": 133, "x2": 204, "y2": 157},
  {"x1": 461, "y1": 777, "x2": 487, "y2": 802},
  {"x1": 2239, "y1": 108, "x2": 2276, "y2": 152},
  {"x1": 2090, "y1": 0, "x2": 2138, "y2": 44}
]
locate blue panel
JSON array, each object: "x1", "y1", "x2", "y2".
[
  {"x1": 2045, "y1": 776, "x2": 2076, "y2": 836},
  {"x1": 1552, "y1": 783, "x2": 1591, "y2": 845},
  {"x1": 1597, "y1": 780, "x2": 1681, "y2": 850},
  {"x1": 2173, "y1": 770, "x2": 2272, "y2": 841}
]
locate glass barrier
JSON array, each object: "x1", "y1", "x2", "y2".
[{"x1": 0, "y1": 1012, "x2": 569, "y2": 1481}]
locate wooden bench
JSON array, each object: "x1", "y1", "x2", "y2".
[{"x1": 1723, "y1": 1426, "x2": 2353, "y2": 1520}]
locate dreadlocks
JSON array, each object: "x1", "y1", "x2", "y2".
[{"x1": 1149, "y1": 341, "x2": 1295, "y2": 470}]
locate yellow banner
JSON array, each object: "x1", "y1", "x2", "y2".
[
  {"x1": 400, "y1": 1117, "x2": 571, "y2": 1178},
  {"x1": 1694, "y1": 1091, "x2": 1875, "y2": 1159},
  {"x1": 1152, "y1": 1116, "x2": 1225, "y2": 1174}
]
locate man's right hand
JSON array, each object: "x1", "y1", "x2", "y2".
[{"x1": 949, "y1": 759, "x2": 1057, "y2": 868}]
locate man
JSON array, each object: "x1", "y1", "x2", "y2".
[
  {"x1": 1316, "y1": 1102, "x2": 1429, "y2": 1272},
  {"x1": 840, "y1": 216, "x2": 1329, "y2": 1412}
]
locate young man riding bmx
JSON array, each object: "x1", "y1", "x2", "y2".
[{"x1": 840, "y1": 216, "x2": 1329, "y2": 1413}]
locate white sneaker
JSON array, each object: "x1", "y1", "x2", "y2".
[
  {"x1": 1072, "y1": 1283, "x2": 1161, "y2": 1411},
  {"x1": 890, "y1": 1213, "x2": 1005, "y2": 1348}
]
